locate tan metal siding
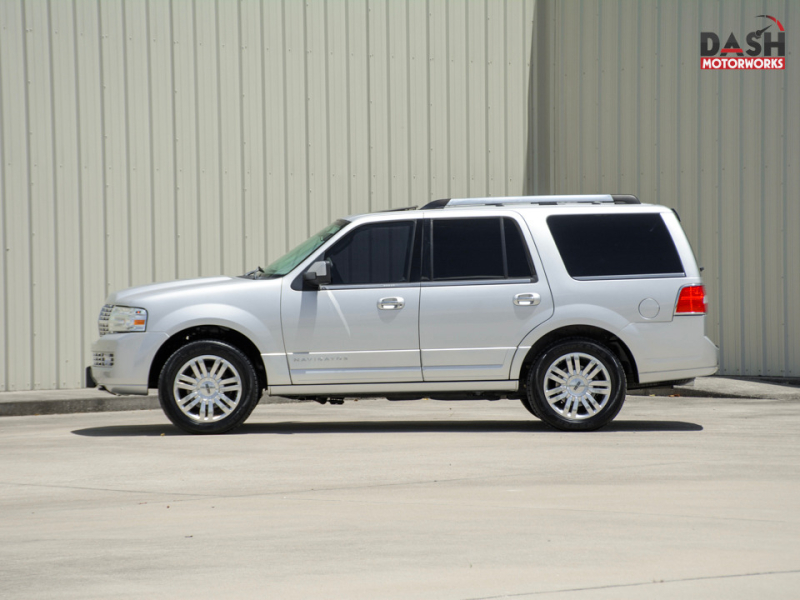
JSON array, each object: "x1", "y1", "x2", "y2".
[
  {"x1": 5, "y1": 0, "x2": 794, "y2": 388},
  {"x1": 547, "y1": 0, "x2": 800, "y2": 376},
  {"x1": 786, "y1": 0, "x2": 800, "y2": 376},
  {"x1": 1, "y1": 1, "x2": 32, "y2": 391},
  {"x1": 0, "y1": 0, "x2": 536, "y2": 391}
]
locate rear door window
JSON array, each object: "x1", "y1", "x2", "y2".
[
  {"x1": 546, "y1": 213, "x2": 684, "y2": 279},
  {"x1": 429, "y1": 217, "x2": 535, "y2": 281}
]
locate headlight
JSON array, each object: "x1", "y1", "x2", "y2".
[{"x1": 102, "y1": 306, "x2": 148, "y2": 334}]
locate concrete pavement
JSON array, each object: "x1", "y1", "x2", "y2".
[
  {"x1": 1, "y1": 376, "x2": 798, "y2": 417},
  {"x1": 0, "y1": 395, "x2": 799, "y2": 599}
]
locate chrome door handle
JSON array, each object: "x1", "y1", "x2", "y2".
[
  {"x1": 514, "y1": 292, "x2": 541, "y2": 306},
  {"x1": 378, "y1": 297, "x2": 405, "y2": 310}
]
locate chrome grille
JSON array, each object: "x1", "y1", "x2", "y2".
[
  {"x1": 93, "y1": 352, "x2": 114, "y2": 367},
  {"x1": 98, "y1": 304, "x2": 113, "y2": 336}
]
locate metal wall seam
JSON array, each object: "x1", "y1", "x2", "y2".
[
  {"x1": 408, "y1": 0, "x2": 429, "y2": 207},
  {"x1": 486, "y1": 0, "x2": 505, "y2": 196},
  {"x1": 263, "y1": 0, "x2": 288, "y2": 261},
  {"x1": 367, "y1": 0, "x2": 390, "y2": 211},
  {"x1": 0, "y1": 2, "x2": 10, "y2": 390},
  {"x1": 284, "y1": 0, "x2": 308, "y2": 248},
  {"x1": 306, "y1": 0, "x2": 331, "y2": 227},
  {"x1": 428, "y1": 0, "x2": 448, "y2": 200},
  {"x1": 241, "y1": 0, "x2": 266, "y2": 272},
  {"x1": 785, "y1": 0, "x2": 800, "y2": 376},
  {"x1": 148, "y1": 0, "x2": 176, "y2": 285},
  {"x1": 124, "y1": 1, "x2": 154, "y2": 291},
  {"x1": 466, "y1": 0, "x2": 487, "y2": 197},
  {"x1": 194, "y1": 0, "x2": 220, "y2": 277},
  {"x1": 447, "y1": 1, "x2": 468, "y2": 200},
  {"x1": 504, "y1": 0, "x2": 525, "y2": 197},
  {"x1": 19, "y1": 0, "x2": 35, "y2": 390},
  {"x1": 52, "y1": 0, "x2": 82, "y2": 387},
  {"x1": 219, "y1": 1, "x2": 244, "y2": 276}
]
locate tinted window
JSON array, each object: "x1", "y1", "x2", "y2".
[
  {"x1": 431, "y1": 217, "x2": 534, "y2": 280},
  {"x1": 326, "y1": 221, "x2": 416, "y2": 285},
  {"x1": 504, "y1": 218, "x2": 534, "y2": 278},
  {"x1": 547, "y1": 214, "x2": 684, "y2": 279}
]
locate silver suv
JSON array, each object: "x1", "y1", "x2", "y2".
[{"x1": 88, "y1": 195, "x2": 718, "y2": 433}]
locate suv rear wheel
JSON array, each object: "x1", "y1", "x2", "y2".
[
  {"x1": 527, "y1": 339, "x2": 626, "y2": 431},
  {"x1": 158, "y1": 340, "x2": 260, "y2": 434}
]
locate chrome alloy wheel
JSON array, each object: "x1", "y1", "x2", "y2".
[
  {"x1": 542, "y1": 352, "x2": 612, "y2": 421},
  {"x1": 172, "y1": 355, "x2": 243, "y2": 422}
]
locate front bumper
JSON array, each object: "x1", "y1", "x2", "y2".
[{"x1": 88, "y1": 331, "x2": 169, "y2": 395}]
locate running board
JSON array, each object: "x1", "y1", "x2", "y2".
[{"x1": 268, "y1": 380, "x2": 519, "y2": 397}]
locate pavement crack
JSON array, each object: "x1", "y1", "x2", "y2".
[
  {"x1": 463, "y1": 568, "x2": 800, "y2": 599},
  {"x1": 0, "y1": 480, "x2": 211, "y2": 498}
]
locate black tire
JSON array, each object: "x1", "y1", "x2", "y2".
[
  {"x1": 158, "y1": 340, "x2": 260, "y2": 434},
  {"x1": 526, "y1": 339, "x2": 626, "y2": 431},
  {"x1": 519, "y1": 394, "x2": 541, "y2": 419}
]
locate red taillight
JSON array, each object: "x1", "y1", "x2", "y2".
[{"x1": 675, "y1": 285, "x2": 706, "y2": 315}]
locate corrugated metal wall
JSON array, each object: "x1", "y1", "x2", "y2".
[
  {"x1": 0, "y1": 0, "x2": 537, "y2": 391},
  {"x1": 1, "y1": 0, "x2": 797, "y2": 391},
  {"x1": 541, "y1": 0, "x2": 800, "y2": 376}
]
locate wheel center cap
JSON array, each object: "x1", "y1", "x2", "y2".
[
  {"x1": 199, "y1": 378, "x2": 218, "y2": 397},
  {"x1": 567, "y1": 377, "x2": 586, "y2": 395}
]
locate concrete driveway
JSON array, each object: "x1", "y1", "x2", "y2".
[{"x1": 1, "y1": 395, "x2": 798, "y2": 599}]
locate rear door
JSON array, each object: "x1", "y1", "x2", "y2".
[{"x1": 418, "y1": 214, "x2": 554, "y2": 381}]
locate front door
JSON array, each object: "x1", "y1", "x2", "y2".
[{"x1": 281, "y1": 219, "x2": 423, "y2": 384}]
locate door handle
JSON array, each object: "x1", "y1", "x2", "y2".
[
  {"x1": 514, "y1": 292, "x2": 541, "y2": 306},
  {"x1": 378, "y1": 297, "x2": 405, "y2": 310}
]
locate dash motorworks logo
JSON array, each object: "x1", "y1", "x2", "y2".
[{"x1": 701, "y1": 15, "x2": 785, "y2": 70}]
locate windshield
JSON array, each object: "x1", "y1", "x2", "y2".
[{"x1": 262, "y1": 219, "x2": 349, "y2": 278}]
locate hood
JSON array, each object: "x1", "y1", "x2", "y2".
[{"x1": 107, "y1": 276, "x2": 253, "y2": 307}]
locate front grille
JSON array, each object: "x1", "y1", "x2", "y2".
[
  {"x1": 93, "y1": 352, "x2": 114, "y2": 367},
  {"x1": 98, "y1": 304, "x2": 113, "y2": 336}
]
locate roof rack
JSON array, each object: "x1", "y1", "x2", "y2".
[
  {"x1": 377, "y1": 205, "x2": 418, "y2": 212},
  {"x1": 420, "y1": 194, "x2": 640, "y2": 209}
]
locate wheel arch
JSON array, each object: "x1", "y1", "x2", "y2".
[
  {"x1": 148, "y1": 325, "x2": 267, "y2": 391},
  {"x1": 517, "y1": 325, "x2": 638, "y2": 392}
]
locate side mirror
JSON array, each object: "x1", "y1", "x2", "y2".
[{"x1": 303, "y1": 260, "x2": 332, "y2": 287}]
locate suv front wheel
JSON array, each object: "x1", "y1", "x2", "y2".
[
  {"x1": 158, "y1": 340, "x2": 260, "y2": 434},
  {"x1": 527, "y1": 339, "x2": 626, "y2": 431}
]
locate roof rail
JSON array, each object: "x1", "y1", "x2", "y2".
[
  {"x1": 376, "y1": 205, "x2": 418, "y2": 212},
  {"x1": 420, "y1": 194, "x2": 640, "y2": 209}
]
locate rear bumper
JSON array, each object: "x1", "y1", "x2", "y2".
[
  {"x1": 636, "y1": 334, "x2": 719, "y2": 384},
  {"x1": 621, "y1": 318, "x2": 719, "y2": 385}
]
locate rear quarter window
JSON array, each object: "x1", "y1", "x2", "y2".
[{"x1": 546, "y1": 213, "x2": 684, "y2": 279}]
